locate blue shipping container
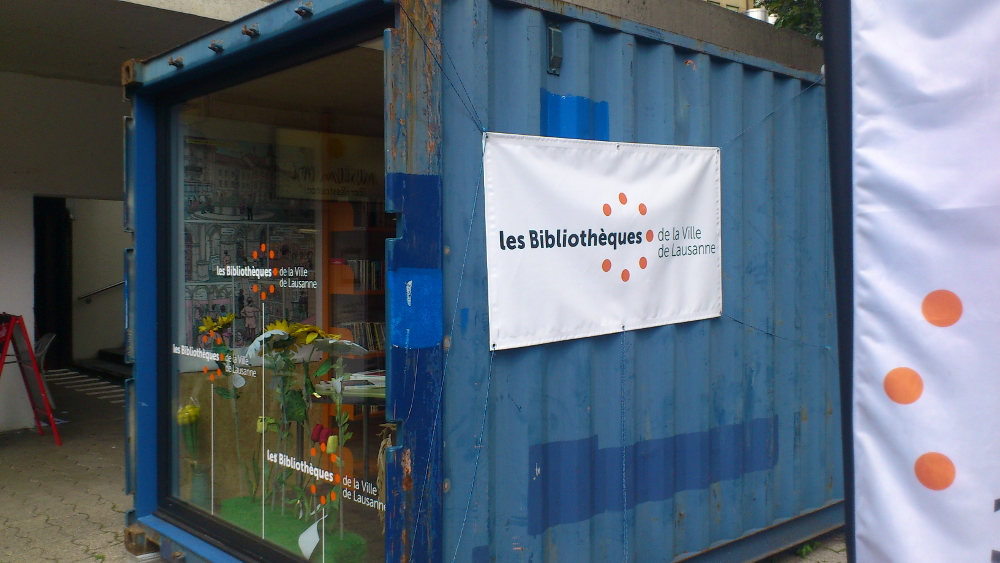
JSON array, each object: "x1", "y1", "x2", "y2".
[{"x1": 125, "y1": 0, "x2": 840, "y2": 561}]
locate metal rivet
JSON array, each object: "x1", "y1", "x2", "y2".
[
  {"x1": 208, "y1": 40, "x2": 224, "y2": 53},
  {"x1": 168, "y1": 56, "x2": 183, "y2": 68},
  {"x1": 295, "y1": 2, "x2": 314, "y2": 17},
  {"x1": 242, "y1": 24, "x2": 261, "y2": 38}
]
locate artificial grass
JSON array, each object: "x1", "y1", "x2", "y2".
[{"x1": 220, "y1": 496, "x2": 367, "y2": 562}]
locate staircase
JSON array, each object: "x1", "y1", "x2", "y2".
[{"x1": 74, "y1": 346, "x2": 133, "y2": 380}]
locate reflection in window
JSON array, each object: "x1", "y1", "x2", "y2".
[{"x1": 170, "y1": 45, "x2": 393, "y2": 562}]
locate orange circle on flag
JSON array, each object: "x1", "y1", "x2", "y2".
[
  {"x1": 645, "y1": 230, "x2": 654, "y2": 242},
  {"x1": 621, "y1": 269, "x2": 630, "y2": 282},
  {"x1": 269, "y1": 250, "x2": 275, "y2": 259},
  {"x1": 638, "y1": 203, "x2": 647, "y2": 215},
  {"x1": 603, "y1": 204, "x2": 612, "y2": 216},
  {"x1": 261, "y1": 292, "x2": 266, "y2": 300},
  {"x1": 618, "y1": 193, "x2": 627, "y2": 205},
  {"x1": 922, "y1": 290, "x2": 962, "y2": 327},
  {"x1": 252, "y1": 250, "x2": 258, "y2": 259},
  {"x1": 639, "y1": 257, "x2": 647, "y2": 269},
  {"x1": 883, "y1": 367, "x2": 923, "y2": 404},
  {"x1": 914, "y1": 452, "x2": 955, "y2": 490},
  {"x1": 272, "y1": 268, "x2": 278, "y2": 276},
  {"x1": 269, "y1": 285, "x2": 275, "y2": 293},
  {"x1": 260, "y1": 243, "x2": 266, "y2": 251},
  {"x1": 252, "y1": 284, "x2": 258, "y2": 293},
  {"x1": 602, "y1": 259, "x2": 612, "y2": 272}
]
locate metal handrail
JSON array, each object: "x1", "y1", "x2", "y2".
[{"x1": 78, "y1": 280, "x2": 124, "y2": 303}]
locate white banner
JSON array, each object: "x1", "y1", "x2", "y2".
[
  {"x1": 853, "y1": 1, "x2": 1000, "y2": 560},
  {"x1": 483, "y1": 133, "x2": 721, "y2": 350}
]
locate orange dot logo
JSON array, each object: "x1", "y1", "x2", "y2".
[
  {"x1": 602, "y1": 259, "x2": 612, "y2": 272},
  {"x1": 618, "y1": 193, "x2": 627, "y2": 205},
  {"x1": 914, "y1": 452, "x2": 955, "y2": 490},
  {"x1": 260, "y1": 291, "x2": 267, "y2": 300},
  {"x1": 883, "y1": 367, "x2": 923, "y2": 404},
  {"x1": 269, "y1": 250, "x2": 275, "y2": 259},
  {"x1": 330, "y1": 453, "x2": 338, "y2": 463},
  {"x1": 202, "y1": 335, "x2": 209, "y2": 343},
  {"x1": 208, "y1": 373, "x2": 215, "y2": 382},
  {"x1": 320, "y1": 442, "x2": 327, "y2": 452},
  {"x1": 320, "y1": 495, "x2": 327, "y2": 505},
  {"x1": 922, "y1": 290, "x2": 962, "y2": 327},
  {"x1": 329, "y1": 491, "x2": 337, "y2": 501},
  {"x1": 310, "y1": 447, "x2": 317, "y2": 457},
  {"x1": 645, "y1": 230, "x2": 654, "y2": 242},
  {"x1": 216, "y1": 368, "x2": 222, "y2": 376},
  {"x1": 252, "y1": 284, "x2": 259, "y2": 293},
  {"x1": 272, "y1": 268, "x2": 278, "y2": 276},
  {"x1": 603, "y1": 204, "x2": 612, "y2": 216},
  {"x1": 252, "y1": 250, "x2": 258, "y2": 260},
  {"x1": 216, "y1": 336, "x2": 222, "y2": 345},
  {"x1": 335, "y1": 474, "x2": 341, "y2": 484},
  {"x1": 202, "y1": 366, "x2": 208, "y2": 373},
  {"x1": 269, "y1": 285, "x2": 275, "y2": 293},
  {"x1": 621, "y1": 269, "x2": 630, "y2": 282},
  {"x1": 638, "y1": 203, "x2": 647, "y2": 215},
  {"x1": 639, "y1": 257, "x2": 647, "y2": 269},
  {"x1": 310, "y1": 484, "x2": 317, "y2": 494},
  {"x1": 260, "y1": 243, "x2": 266, "y2": 252}
]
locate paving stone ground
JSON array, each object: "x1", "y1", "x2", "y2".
[{"x1": 0, "y1": 377, "x2": 131, "y2": 563}]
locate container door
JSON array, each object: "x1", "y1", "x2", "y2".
[{"x1": 163, "y1": 42, "x2": 394, "y2": 563}]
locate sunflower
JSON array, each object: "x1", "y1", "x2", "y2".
[
  {"x1": 289, "y1": 323, "x2": 337, "y2": 345},
  {"x1": 264, "y1": 319, "x2": 293, "y2": 333},
  {"x1": 198, "y1": 313, "x2": 236, "y2": 334}
]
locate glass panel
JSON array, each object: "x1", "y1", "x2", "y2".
[{"x1": 168, "y1": 45, "x2": 392, "y2": 563}]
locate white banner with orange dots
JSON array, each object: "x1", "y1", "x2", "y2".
[
  {"x1": 483, "y1": 133, "x2": 721, "y2": 350},
  {"x1": 852, "y1": 1, "x2": 1000, "y2": 560}
]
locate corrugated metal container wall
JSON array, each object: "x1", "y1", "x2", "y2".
[{"x1": 438, "y1": 1, "x2": 841, "y2": 562}]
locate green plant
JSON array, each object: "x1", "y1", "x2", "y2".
[
  {"x1": 795, "y1": 540, "x2": 821, "y2": 558},
  {"x1": 757, "y1": 0, "x2": 822, "y2": 41}
]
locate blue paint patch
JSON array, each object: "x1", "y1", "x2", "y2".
[
  {"x1": 540, "y1": 89, "x2": 610, "y2": 141},
  {"x1": 387, "y1": 267, "x2": 443, "y2": 349},
  {"x1": 527, "y1": 416, "x2": 778, "y2": 535},
  {"x1": 385, "y1": 173, "x2": 442, "y2": 269}
]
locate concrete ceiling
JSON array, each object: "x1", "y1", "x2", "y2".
[{"x1": 0, "y1": 0, "x2": 271, "y2": 86}]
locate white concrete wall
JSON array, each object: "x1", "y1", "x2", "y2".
[
  {"x1": 0, "y1": 72, "x2": 129, "y2": 199},
  {"x1": 0, "y1": 190, "x2": 38, "y2": 431},
  {"x1": 0, "y1": 73, "x2": 129, "y2": 431},
  {"x1": 69, "y1": 199, "x2": 133, "y2": 360}
]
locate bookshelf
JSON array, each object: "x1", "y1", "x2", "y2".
[{"x1": 322, "y1": 201, "x2": 394, "y2": 369}]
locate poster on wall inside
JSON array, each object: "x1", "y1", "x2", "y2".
[
  {"x1": 483, "y1": 132, "x2": 721, "y2": 350},
  {"x1": 276, "y1": 130, "x2": 384, "y2": 201}
]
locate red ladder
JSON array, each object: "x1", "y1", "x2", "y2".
[{"x1": 0, "y1": 314, "x2": 61, "y2": 445}]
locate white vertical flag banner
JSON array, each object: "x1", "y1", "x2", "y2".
[
  {"x1": 853, "y1": 1, "x2": 1000, "y2": 560},
  {"x1": 483, "y1": 132, "x2": 721, "y2": 350}
]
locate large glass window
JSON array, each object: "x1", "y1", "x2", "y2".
[{"x1": 168, "y1": 44, "x2": 392, "y2": 563}]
